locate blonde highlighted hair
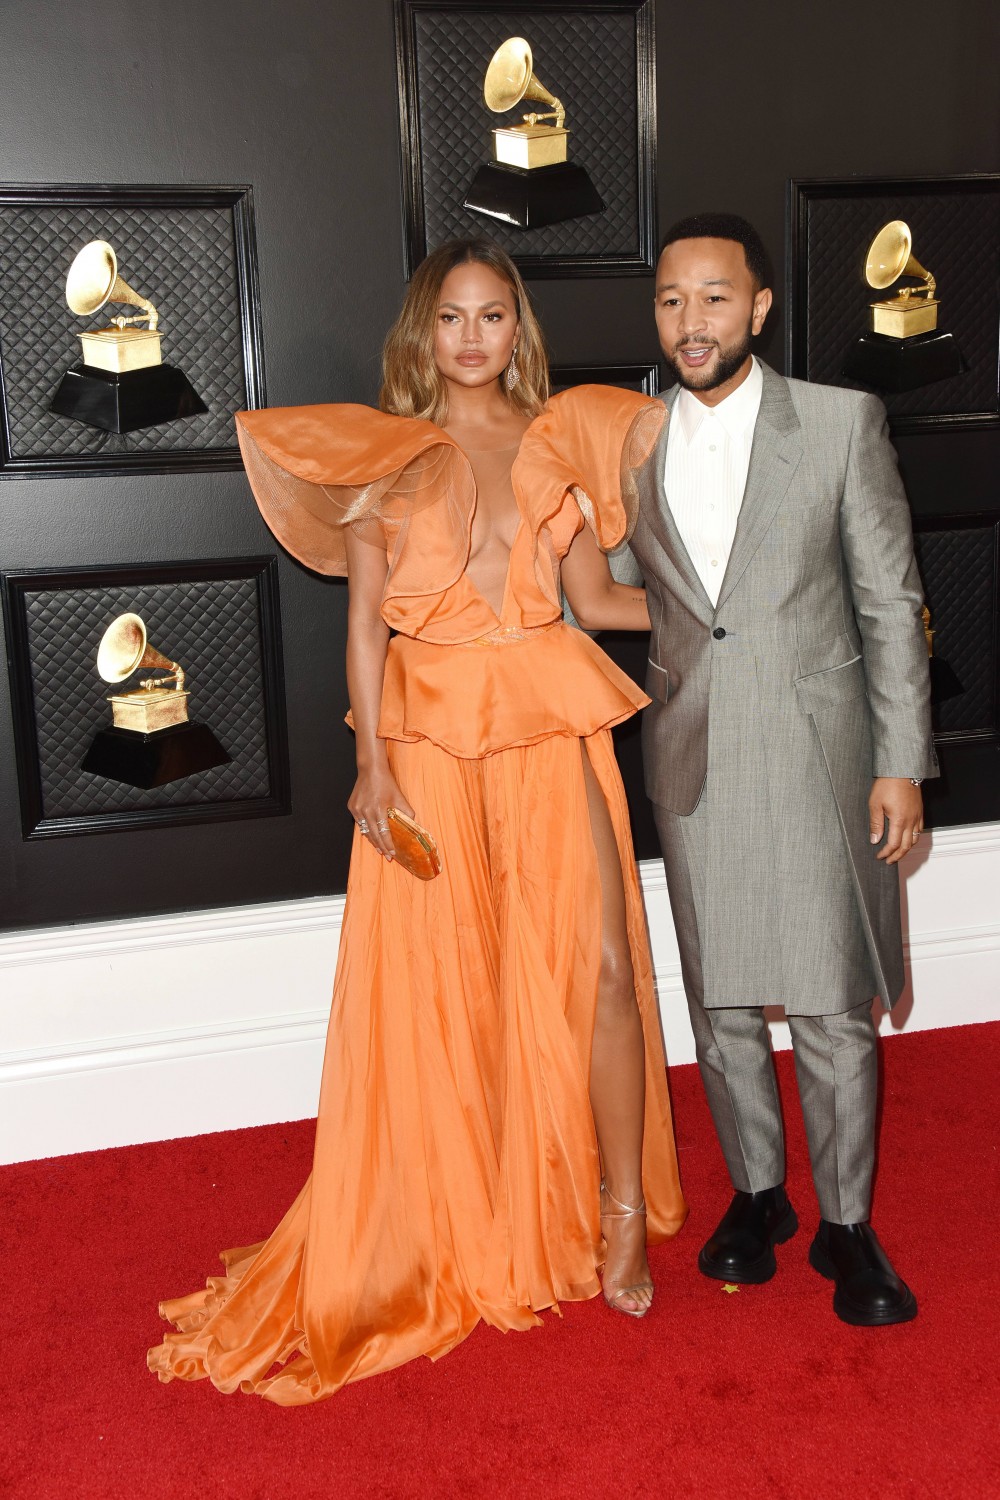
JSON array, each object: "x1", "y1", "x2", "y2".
[{"x1": 380, "y1": 238, "x2": 549, "y2": 424}]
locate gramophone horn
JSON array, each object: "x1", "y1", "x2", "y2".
[
  {"x1": 484, "y1": 37, "x2": 565, "y2": 127},
  {"x1": 96, "y1": 613, "x2": 181, "y2": 686},
  {"x1": 864, "y1": 220, "x2": 932, "y2": 291},
  {"x1": 66, "y1": 240, "x2": 159, "y2": 330}
]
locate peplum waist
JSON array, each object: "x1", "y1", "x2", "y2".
[{"x1": 375, "y1": 621, "x2": 650, "y2": 758}]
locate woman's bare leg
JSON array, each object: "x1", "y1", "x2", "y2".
[{"x1": 581, "y1": 743, "x2": 652, "y2": 1314}]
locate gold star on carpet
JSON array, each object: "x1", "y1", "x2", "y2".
[{"x1": 722, "y1": 1283, "x2": 740, "y2": 1295}]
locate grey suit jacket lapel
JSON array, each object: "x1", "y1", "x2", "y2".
[
  {"x1": 716, "y1": 362, "x2": 803, "y2": 611},
  {"x1": 637, "y1": 388, "x2": 714, "y2": 625}
]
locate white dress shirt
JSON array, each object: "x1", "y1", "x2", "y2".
[{"x1": 663, "y1": 357, "x2": 763, "y2": 606}]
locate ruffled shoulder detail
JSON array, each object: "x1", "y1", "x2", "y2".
[
  {"x1": 235, "y1": 405, "x2": 467, "y2": 578},
  {"x1": 518, "y1": 385, "x2": 666, "y2": 551}
]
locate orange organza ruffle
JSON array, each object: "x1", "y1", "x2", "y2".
[
  {"x1": 235, "y1": 388, "x2": 665, "y2": 642},
  {"x1": 148, "y1": 730, "x2": 686, "y2": 1405}
]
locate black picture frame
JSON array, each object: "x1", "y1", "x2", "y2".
[
  {"x1": 0, "y1": 183, "x2": 266, "y2": 478},
  {"x1": 786, "y1": 175, "x2": 1000, "y2": 433},
  {"x1": 912, "y1": 511, "x2": 1000, "y2": 747},
  {"x1": 910, "y1": 511, "x2": 1000, "y2": 830},
  {"x1": 394, "y1": 0, "x2": 656, "y2": 279},
  {"x1": 550, "y1": 361, "x2": 659, "y2": 395},
  {"x1": 1, "y1": 557, "x2": 290, "y2": 839}
]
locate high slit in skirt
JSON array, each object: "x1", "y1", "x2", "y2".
[{"x1": 148, "y1": 726, "x2": 686, "y2": 1405}]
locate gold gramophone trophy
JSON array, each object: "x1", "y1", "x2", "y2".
[
  {"x1": 463, "y1": 38, "x2": 604, "y2": 229},
  {"x1": 920, "y1": 604, "x2": 964, "y2": 707},
  {"x1": 80, "y1": 613, "x2": 229, "y2": 789},
  {"x1": 50, "y1": 240, "x2": 207, "y2": 432},
  {"x1": 842, "y1": 221, "x2": 963, "y2": 393}
]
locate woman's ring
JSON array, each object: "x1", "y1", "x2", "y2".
[
  {"x1": 377, "y1": 820, "x2": 389, "y2": 833},
  {"x1": 357, "y1": 819, "x2": 369, "y2": 834}
]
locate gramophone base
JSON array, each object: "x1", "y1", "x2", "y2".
[
  {"x1": 842, "y1": 330, "x2": 964, "y2": 394},
  {"x1": 930, "y1": 655, "x2": 965, "y2": 706},
  {"x1": 464, "y1": 162, "x2": 605, "y2": 230},
  {"x1": 81, "y1": 722, "x2": 230, "y2": 789},
  {"x1": 50, "y1": 363, "x2": 208, "y2": 433}
]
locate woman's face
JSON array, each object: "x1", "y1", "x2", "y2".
[{"x1": 433, "y1": 261, "x2": 520, "y2": 392}]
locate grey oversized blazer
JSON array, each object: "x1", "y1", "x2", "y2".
[{"x1": 628, "y1": 362, "x2": 938, "y2": 1009}]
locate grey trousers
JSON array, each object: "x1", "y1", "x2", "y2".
[
  {"x1": 653, "y1": 795, "x2": 879, "y2": 1224},
  {"x1": 684, "y1": 994, "x2": 878, "y2": 1224}
]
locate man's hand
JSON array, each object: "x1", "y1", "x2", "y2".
[{"x1": 869, "y1": 777, "x2": 924, "y2": 865}]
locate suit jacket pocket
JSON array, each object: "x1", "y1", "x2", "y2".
[
  {"x1": 793, "y1": 654, "x2": 865, "y2": 714},
  {"x1": 645, "y1": 656, "x2": 671, "y2": 703}
]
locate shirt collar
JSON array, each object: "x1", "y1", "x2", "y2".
[{"x1": 676, "y1": 357, "x2": 763, "y2": 444}]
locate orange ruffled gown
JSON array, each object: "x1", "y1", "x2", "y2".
[{"x1": 147, "y1": 385, "x2": 686, "y2": 1405}]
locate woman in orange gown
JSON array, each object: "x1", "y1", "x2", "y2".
[{"x1": 148, "y1": 239, "x2": 686, "y2": 1405}]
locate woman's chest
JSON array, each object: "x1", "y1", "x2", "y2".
[{"x1": 466, "y1": 447, "x2": 522, "y2": 556}]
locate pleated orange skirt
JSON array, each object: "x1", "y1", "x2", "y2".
[{"x1": 148, "y1": 728, "x2": 686, "y2": 1405}]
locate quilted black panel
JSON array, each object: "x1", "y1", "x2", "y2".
[
  {"x1": 404, "y1": 4, "x2": 647, "y2": 266},
  {"x1": 798, "y1": 186, "x2": 999, "y2": 422},
  {"x1": 22, "y1": 576, "x2": 272, "y2": 819},
  {"x1": 914, "y1": 524, "x2": 997, "y2": 736},
  {"x1": 0, "y1": 201, "x2": 246, "y2": 460}
]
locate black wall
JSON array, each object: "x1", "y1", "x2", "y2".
[{"x1": 1, "y1": 0, "x2": 997, "y2": 929}]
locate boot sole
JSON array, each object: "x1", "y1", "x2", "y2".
[
  {"x1": 808, "y1": 1237, "x2": 919, "y2": 1326},
  {"x1": 698, "y1": 1201, "x2": 799, "y2": 1284}
]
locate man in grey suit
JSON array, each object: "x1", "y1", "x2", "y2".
[{"x1": 629, "y1": 213, "x2": 937, "y2": 1326}]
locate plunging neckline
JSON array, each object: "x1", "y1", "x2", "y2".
[{"x1": 452, "y1": 435, "x2": 528, "y2": 624}]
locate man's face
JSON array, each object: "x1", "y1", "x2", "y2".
[{"x1": 654, "y1": 237, "x2": 772, "y2": 403}]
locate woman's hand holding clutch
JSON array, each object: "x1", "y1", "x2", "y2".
[{"x1": 348, "y1": 761, "x2": 415, "y2": 862}]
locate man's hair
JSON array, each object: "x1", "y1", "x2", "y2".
[{"x1": 658, "y1": 213, "x2": 769, "y2": 290}]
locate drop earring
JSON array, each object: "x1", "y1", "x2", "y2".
[{"x1": 505, "y1": 346, "x2": 520, "y2": 390}]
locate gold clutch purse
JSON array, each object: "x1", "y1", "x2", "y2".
[{"x1": 386, "y1": 807, "x2": 442, "y2": 881}]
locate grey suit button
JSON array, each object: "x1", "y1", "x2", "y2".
[{"x1": 713, "y1": 627, "x2": 727, "y2": 640}]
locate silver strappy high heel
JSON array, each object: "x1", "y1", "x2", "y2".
[{"x1": 600, "y1": 1180, "x2": 654, "y2": 1319}]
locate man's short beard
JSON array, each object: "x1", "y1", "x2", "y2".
[{"x1": 666, "y1": 325, "x2": 754, "y2": 392}]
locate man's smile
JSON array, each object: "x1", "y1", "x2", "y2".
[{"x1": 676, "y1": 343, "x2": 716, "y2": 368}]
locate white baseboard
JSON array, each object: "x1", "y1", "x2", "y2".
[{"x1": 2, "y1": 822, "x2": 998, "y2": 1164}]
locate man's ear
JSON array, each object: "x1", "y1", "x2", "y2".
[{"x1": 752, "y1": 287, "x2": 772, "y2": 336}]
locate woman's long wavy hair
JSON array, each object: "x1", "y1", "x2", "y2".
[{"x1": 380, "y1": 238, "x2": 549, "y2": 424}]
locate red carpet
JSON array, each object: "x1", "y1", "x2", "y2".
[{"x1": 2, "y1": 1023, "x2": 998, "y2": 1500}]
